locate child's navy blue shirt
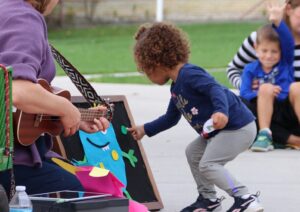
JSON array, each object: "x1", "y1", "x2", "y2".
[{"x1": 144, "y1": 63, "x2": 255, "y2": 137}]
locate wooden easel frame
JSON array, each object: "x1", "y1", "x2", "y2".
[{"x1": 53, "y1": 95, "x2": 163, "y2": 210}]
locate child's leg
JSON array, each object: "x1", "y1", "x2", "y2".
[
  {"x1": 199, "y1": 121, "x2": 256, "y2": 197},
  {"x1": 257, "y1": 83, "x2": 275, "y2": 130},
  {"x1": 251, "y1": 84, "x2": 275, "y2": 152},
  {"x1": 185, "y1": 136, "x2": 217, "y2": 199},
  {"x1": 289, "y1": 82, "x2": 300, "y2": 122}
]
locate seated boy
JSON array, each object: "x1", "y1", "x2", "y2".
[{"x1": 240, "y1": 3, "x2": 295, "y2": 152}]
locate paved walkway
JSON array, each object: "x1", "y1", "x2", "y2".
[{"x1": 53, "y1": 77, "x2": 300, "y2": 212}]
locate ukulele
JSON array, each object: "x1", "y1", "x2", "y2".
[{"x1": 13, "y1": 79, "x2": 112, "y2": 146}]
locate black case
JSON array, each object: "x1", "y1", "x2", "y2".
[{"x1": 32, "y1": 196, "x2": 129, "y2": 212}]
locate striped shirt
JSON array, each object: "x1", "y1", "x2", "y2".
[{"x1": 227, "y1": 31, "x2": 300, "y2": 89}]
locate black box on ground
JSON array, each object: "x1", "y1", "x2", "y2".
[{"x1": 32, "y1": 196, "x2": 129, "y2": 212}]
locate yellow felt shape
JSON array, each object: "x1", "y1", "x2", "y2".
[
  {"x1": 51, "y1": 158, "x2": 78, "y2": 175},
  {"x1": 89, "y1": 167, "x2": 110, "y2": 177}
]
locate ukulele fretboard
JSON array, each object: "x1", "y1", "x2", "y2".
[{"x1": 78, "y1": 108, "x2": 107, "y2": 121}]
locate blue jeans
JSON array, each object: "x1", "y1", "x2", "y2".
[
  {"x1": 0, "y1": 137, "x2": 83, "y2": 197},
  {"x1": 0, "y1": 160, "x2": 83, "y2": 196}
]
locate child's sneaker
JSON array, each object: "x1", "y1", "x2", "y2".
[
  {"x1": 251, "y1": 130, "x2": 274, "y2": 152},
  {"x1": 180, "y1": 194, "x2": 224, "y2": 212},
  {"x1": 227, "y1": 192, "x2": 264, "y2": 212}
]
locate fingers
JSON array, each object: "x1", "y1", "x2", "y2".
[
  {"x1": 63, "y1": 128, "x2": 70, "y2": 137},
  {"x1": 266, "y1": 0, "x2": 285, "y2": 7},
  {"x1": 64, "y1": 124, "x2": 79, "y2": 137},
  {"x1": 273, "y1": 86, "x2": 282, "y2": 96},
  {"x1": 213, "y1": 119, "x2": 223, "y2": 129},
  {"x1": 99, "y1": 117, "x2": 109, "y2": 130},
  {"x1": 211, "y1": 113, "x2": 228, "y2": 129},
  {"x1": 212, "y1": 116, "x2": 222, "y2": 129},
  {"x1": 94, "y1": 117, "x2": 109, "y2": 131},
  {"x1": 127, "y1": 127, "x2": 135, "y2": 132},
  {"x1": 127, "y1": 127, "x2": 140, "y2": 140}
]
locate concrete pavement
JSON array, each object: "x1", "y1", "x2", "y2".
[{"x1": 52, "y1": 77, "x2": 300, "y2": 212}]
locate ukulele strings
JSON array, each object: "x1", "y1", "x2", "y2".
[{"x1": 39, "y1": 111, "x2": 107, "y2": 120}]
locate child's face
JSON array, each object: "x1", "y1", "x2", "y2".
[
  {"x1": 145, "y1": 69, "x2": 170, "y2": 85},
  {"x1": 255, "y1": 40, "x2": 281, "y2": 71}
]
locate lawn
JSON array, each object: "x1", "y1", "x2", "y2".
[{"x1": 48, "y1": 21, "x2": 263, "y2": 87}]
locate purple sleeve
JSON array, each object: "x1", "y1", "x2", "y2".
[{"x1": 0, "y1": 12, "x2": 46, "y2": 83}]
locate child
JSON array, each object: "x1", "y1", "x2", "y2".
[
  {"x1": 240, "y1": 3, "x2": 295, "y2": 152},
  {"x1": 128, "y1": 23, "x2": 263, "y2": 211}
]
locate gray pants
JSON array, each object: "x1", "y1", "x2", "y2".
[{"x1": 185, "y1": 121, "x2": 256, "y2": 199}]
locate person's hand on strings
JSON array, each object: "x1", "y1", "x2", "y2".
[{"x1": 79, "y1": 105, "x2": 110, "y2": 133}]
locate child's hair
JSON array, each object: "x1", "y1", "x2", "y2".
[
  {"x1": 284, "y1": 0, "x2": 300, "y2": 28},
  {"x1": 25, "y1": 0, "x2": 50, "y2": 13},
  {"x1": 256, "y1": 24, "x2": 280, "y2": 46},
  {"x1": 133, "y1": 22, "x2": 190, "y2": 74},
  {"x1": 286, "y1": 0, "x2": 300, "y2": 9}
]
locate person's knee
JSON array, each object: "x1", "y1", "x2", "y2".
[
  {"x1": 258, "y1": 83, "x2": 274, "y2": 97},
  {"x1": 199, "y1": 162, "x2": 215, "y2": 177},
  {"x1": 185, "y1": 143, "x2": 202, "y2": 164},
  {"x1": 289, "y1": 82, "x2": 300, "y2": 98}
]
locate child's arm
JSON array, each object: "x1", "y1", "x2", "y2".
[
  {"x1": 128, "y1": 99, "x2": 181, "y2": 139},
  {"x1": 240, "y1": 64, "x2": 258, "y2": 101},
  {"x1": 268, "y1": 2, "x2": 294, "y2": 65},
  {"x1": 188, "y1": 70, "x2": 229, "y2": 129}
]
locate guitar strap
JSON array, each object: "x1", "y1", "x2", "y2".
[
  {"x1": 0, "y1": 64, "x2": 15, "y2": 200},
  {"x1": 50, "y1": 45, "x2": 113, "y2": 119}
]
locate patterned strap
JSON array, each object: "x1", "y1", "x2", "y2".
[
  {"x1": 0, "y1": 64, "x2": 15, "y2": 200},
  {"x1": 50, "y1": 45, "x2": 113, "y2": 120},
  {"x1": 0, "y1": 64, "x2": 10, "y2": 156}
]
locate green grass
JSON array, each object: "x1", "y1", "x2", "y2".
[{"x1": 49, "y1": 22, "x2": 262, "y2": 85}]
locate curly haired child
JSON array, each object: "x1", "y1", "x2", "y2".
[{"x1": 128, "y1": 22, "x2": 264, "y2": 212}]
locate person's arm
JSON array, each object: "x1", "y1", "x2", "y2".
[
  {"x1": 269, "y1": 4, "x2": 295, "y2": 67},
  {"x1": 240, "y1": 65, "x2": 258, "y2": 101},
  {"x1": 226, "y1": 31, "x2": 257, "y2": 89},
  {"x1": 274, "y1": 21, "x2": 294, "y2": 65},
  {"x1": 6, "y1": 13, "x2": 108, "y2": 136},
  {"x1": 143, "y1": 98, "x2": 182, "y2": 137},
  {"x1": 189, "y1": 69, "x2": 229, "y2": 129},
  {"x1": 13, "y1": 80, "x2": 82, "y2": 136},
  {"x1": 128, "y1": 99, "x2": 181, "y2": 140}
]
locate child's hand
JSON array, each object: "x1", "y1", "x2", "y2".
[
  {"x1": 252, "y1": 79, "x2": 259, "y2": 90},
  {"x1": 273, "y1": 85, "x2": 282, "y2": 97},
  {"x1": 211, "y1": 112, "x2": 228, "y2": 130},
  {"x1": 127, "y1": 125, "x2": 146, "y2": 140},
  {"x1": 267, "y1": 1, "x2": 287, "y2": 26}
]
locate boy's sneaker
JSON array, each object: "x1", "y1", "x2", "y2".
[
  {"x1": 251, "y1": 130, "x2": 274, "y2": 152},
  {"x1": 180, "y1": 194, "x2": 224, "y2": 212},
  {"x1": 227, "y1": 192, "x2": 264, "y2": 212}
]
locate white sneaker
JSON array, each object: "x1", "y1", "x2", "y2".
[{"x1": 227, "y1": 192, "x2": 264, "y2": 212}]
